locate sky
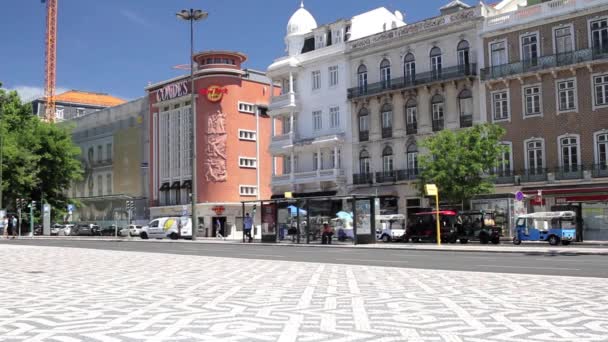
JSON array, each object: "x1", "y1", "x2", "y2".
[{"x1": 0, "y1": 0, "x2": 468, "y2": 102}]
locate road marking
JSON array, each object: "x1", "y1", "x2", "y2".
[
  {"x1": 475, "y1": 264, "x2": 580, "y2": 271},
  {"x1": 336, "y1": 258, "x2": 409, "y2": 264}
]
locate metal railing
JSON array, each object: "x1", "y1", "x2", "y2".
[
  {"x1": 375, "y1": 171, "x2": 397, "y2": 183},
  {"x1": 490, "y1": 169, "x2": 515, "y2": 184},
  {"x1": 519, "y1": 168, "x2": 549, "y2": 183},
  {"x1": 353, "y1": 173, "x2": 374, "y2": 185},
  {"x1": 460, "y1": 114, "x2": 473, "y2": 128},
  {"x1": 381, "y1": 127, "x2": 392, "y2": 139},
  {"x1": 359, "y1": 131, "x2": 369, "y2": 142},
  {"x1": 481, "y1": 48, "x2": 608, "y2": 81},
  {"x1": 406, "y1": 123, "x2": 417, "y2": 135},
  {"x1": 554, "y1": 165, "x2": 584, "y2": 180},
  {"x1": 592, "y1": 164, "x2": 608, "y2": 178},
  {"x1": 348, "y1": 63, "x2": 477, "y2": 99},
  {"x1": 432, "y1": 119, "x2": 444, "y2": 132}
]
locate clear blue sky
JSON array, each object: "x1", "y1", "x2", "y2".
[{"x1": 0, "y1": 0, "x2": 465, "y2": 101}]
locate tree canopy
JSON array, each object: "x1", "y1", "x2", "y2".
[
  {"x1": 416, "y1": 124, "x2": 507, "y2": 206},
  {"x1": 0, "y1": 84, "x2": 82, "y2": 219}
]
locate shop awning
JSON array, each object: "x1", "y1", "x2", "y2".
[
  {"x1": 159, "y1": 183, "x2": 170, "y2": 191},
  {"x1": 181, "y1": 180, "x2": 192, "y2": 189},
  {"x1": 170, "y1": 181, "x2": 181, "y2": 189}
]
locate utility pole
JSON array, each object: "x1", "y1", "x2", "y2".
[
  {"x1": 0, "y1": 104, "x2": 4, "y2": 210},
  {"x1": 29, "y1": 201, "x2": 36, "y2": 237}
]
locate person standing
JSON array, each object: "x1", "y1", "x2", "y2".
[
  {"x1": 321, "y1": 222, "x2": 334, "y2": 245},
  {"x1": 2, "y1": 216, "x2": 8, "y2": 239},
  {"x1": 7, "y1": 215, "x2": 14, "y2": 239},
  {"x1": 12, "y1": 216, "x2": 18, "y2": 237},
  {"x1": 243, "y1": 212, "x2": 253, "y2": 243}
]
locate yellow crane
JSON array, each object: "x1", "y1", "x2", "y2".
[{"x1": 42, "y1": 0, "x2": 58, "y2": 122}]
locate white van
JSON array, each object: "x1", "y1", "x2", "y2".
[{"x1": 140, "y1": 217, "x2": 191, "y2": 240}]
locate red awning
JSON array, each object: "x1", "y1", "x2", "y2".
[{"x1": 558, "y1": 195, "x2": 608, "y2": 203}]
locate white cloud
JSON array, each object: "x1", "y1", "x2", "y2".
[
  {"x1": 4, "y1": 86, "x2": 69, "y2": 103},
  {"x1": 119, "y1": 9, "x2": 150, "y2": 27}
]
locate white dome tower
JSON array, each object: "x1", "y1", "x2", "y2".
[{"x1": 285, "y1": 1, "x2": 317, "y2": 56}]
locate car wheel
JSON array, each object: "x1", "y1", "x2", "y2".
[
  {"x1": 381, "y1": 234, "x2": 391, "y2": 243},
  {"x1": 140, "y1": 232, "x2": 148, "y2": 240},
  {"x1": 479, "y1": 233, "x2": 489, "y2": 244},
  {"x1": 170, "y1": 232, "x2": 179, "y2": 240},
  {"x1": 460, "y1": 238, "x2": 468, "y2": 244},
  {"x1": 513, "y1": 237, "x2": 521, "y2": 245},
  {"x1": 491, "y1": 237, "x2": 500, "y2": 245},
  {"x1": 548, "y1": 235, "x2": 560, "y2": 246},
  {"x1": 561, "y1": 240, "x2": 571, "y2": 246}
]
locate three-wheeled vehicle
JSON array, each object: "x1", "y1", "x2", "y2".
[
  {"x1": 405, "y1": 211, "x2": 457, "y2": 243},
  {"x1": 455, "y1": 210, "x2": 504, "y2": 244},
  {"x1": 513, "y1": 211, "x2": 576, "y2": 246},
  {"x1": 375, "y1": 214, "x2": 406, "y2": 242}
]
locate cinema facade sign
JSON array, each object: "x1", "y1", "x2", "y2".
[{"x1": 155, "y1": 80, "x2": 191, "y2": 102}]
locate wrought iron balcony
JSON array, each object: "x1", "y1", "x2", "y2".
[
  {"x1": 348, "y1": 63, "x2": 477, "y2": 99},
  {"x1": 554, "y1": 165, "x2": 584, "y2": 180},
  {"x1": 592, "y1": 164, "x2": 608, "y2": 178},
  {"x1": 432, "y1": 119, "x2": 444, "y2": 132},
  {"x1": 481, "y1": 47, "x2": 608, "y2": 81},
  {"x1": 520, "y1": 168, "x2": 548, "y2": 183},
  {"x1": 490, "y1": 169, "x2": 515, "y2": 184},
  {"x1": 381, "y1": 127, "x2": 392, "y2": 139},
  {"x1": 359, "y1": 130, "x2": 369, "y2": 142},
  {"x1": 375, "y1": 171, "x2": 397, "y2": 183},
  {"x1": 406, "y1": 123, "x2": 417, "y2": 135},
  {"x1": 396, "y1": 169, "x2": 420, "y2": 181},
  {"x1": 460, "y1": 114, "x2": 473, "y2": 128},
  {"x1": 353, "y1": 173, "x2": 374, "y2": 185}
]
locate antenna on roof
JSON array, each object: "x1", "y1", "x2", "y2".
[{"x1": 300, "y1": 0, "x2": 304, "y2": 8}]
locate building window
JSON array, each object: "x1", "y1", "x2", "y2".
[
  {"x1": 76, "y1": 108, "x2": 85, "y2": 117},
  {"x1": 594, "y1": 74, "x2": 608, "y2": 107},
  {"x1": 313, "y1": 110, "x2": 322, "y2": 131},
  {"x1": 596, "y1": 133, "x2": 608, "y2": 167},
  {"x1": 284, "y1": 155, "x2": 291, "y2": 174},
  {"x1": 521, "y1": 33, "x2": 539, "y2": 67},
  {"x1": 313, "y1": 152, "x2": 319, "y2": 170},
  {"x1": 557, "y1": 79, "x2": 576, "y2": 112},
  {"x1": 458, "y1": 89, "x2": 473, "y2": 128},
  {"x1": 239, "y1": 157, "x2": 257, "y2": 168},
  {"x1": 238, "y1": 129, "x2": 257, "y2": 141},
  {"x1": 380, "y1": 59, "x2": 391, "y2": 89},
  {"x1": 97, "y1": 175, "x2": 103, "y2": 196},
  {"x1": 590, "y1": 18, "x2": 608, "y2": 54},
  {"x1": 554, "y1": 26, "x2": 573, "y2": 55},
  {"x1": 430, "y1": 47, "x2": 442, "y2": 79},
  {"x1": 330, "y1": 149, "x2": 341, "y2": 169},
  {"x1": 357, "y1": 64, "x2": 368, "y2": 94},
  {"x1": 381, "y1": 103, "x2": 393, "y2": 138},
  {"x1": 239, "y1": 185, "x2": 258, "y2": 197},
  {"x1": 523, "y1": 85, "x2": 542, "y2": 117},
  {"x1": 106, "y1": 143, "x2": 112, "y2": 161},
  {"x1": 492, "y1": 91, "x2": 509, "y2": 121},
  {"x1": 403, "y1": 53, "x2": 415, "y2": 84},
  {"x1": 358, "y1": 108, "x2": 369, "y2": 141},
  {"x1": 526, "y1": 140, "x2": 544, "y2": 172},
  {"x1": 560, "y1": 136, "x2": 579, "y2": 171},
  {"x1": 238, "y1": 102, "x2": 255, "y2": 114},
  {"x1": 106, "y1": 174, "x2": 112, "y2": 195},
  {"x1": 97, "y1": 145, "x2": 103, "y2": 163},
  {"x1": 407, "y1": 144, "x2": 418, "y2": 173},
  {"x1": 457, "y1": 40, "x2": 470, "y2": 70},
  {"x1": 329, "y1": 65, "x2": 339, "y2": 87},
  {"x1": 359, "y1": 150, "x2": 370, "y2": 174},
  {"x1": 382, "y1": 146, "x2": 394, "y2": 173},
  {"x1": 329, "y1": 106, "x2": 340, "y2": 128},
  {"x1": 431, "y1": 94, "x2": 444, "y2": 132},
  {"x1": 405, "y1": 99, "x2": 417, "y2": 135},
  {"x1": 312, "y1": 70, "x2": 321, "y2": 90},
  {"x1": 497, "y1": 143, "x2": 512, "y2": 175},
  {"x1": 490, "y1": 41, "x2": 507, "y2": 66},
  {"x1": 55, "y1": 106, "x2": 64, "y2": 121}
]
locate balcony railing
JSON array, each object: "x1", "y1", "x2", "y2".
[
  {"x1": 353, "y1": 173, "x2": 374, "y2": 185},
  {"x1": 520, "y1": 168, "x2": 549, "y2": 183},
  {"x1": 592, "y1": 164, "x2": 608, "y2": 178},
  {"x1": 406, "y1": 123, "x2": 417, "y2": 135},
  {"x1": 94, "y1": 159, "x2": 112, "y2": 167},
  {"x1": 375, "y1": 171, "x2": 398, "y2": 183},
  {"x1": 481, "y1": 48, "x2": 608, "y2": 81},
  {"x1": 382, "y1": 127, "x2": 393, "y2": 139},
  {"x1": 554, "y1": 165, "x2": 584, "y2": 180},
  {"x1": 396, "y1": 169, "x2": 420, "y2": 181},
  {"x1": 359, "y1": 130, "x2": 369, "y2": 142},
  {"x1": 460, "y1": 114, "x2": 473, "y2": 128},
  {"x1": 490, "y1": 169, "x2": 515, "y2": 184},
  {"x1": 348, "y1": 63, "x2": 477, "y2": 99},
  {"x1": 432, "y1": 119, "x2": 444, "y2": 132}
]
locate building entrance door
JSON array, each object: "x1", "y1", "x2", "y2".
[{"x1": 212, "y1": 217, "x2": 227, "y2": 238}]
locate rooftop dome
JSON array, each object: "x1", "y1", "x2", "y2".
[{"x1": 286, "y1": 1, "x2": 317, "y2": 36}]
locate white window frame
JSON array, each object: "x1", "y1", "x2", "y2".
[
  {"x1": 55, "y1": 106, "x2": 65, "y2": 121},
  {"x1": 76, "y1": 107, "x2": 86, "y2": 117},
  {"x1": 238, "y1": 102, "x2": 255, "y2": 114},
  {"x1": 555, "y1": 78, "x2": 578, "y2": 114},
  {"x1": 522, "y1": 84, "x2": 543, "y2": 118},
  {"x1": 594, "y1": 130, "x2": 608, "y2": 166},
  {"x1": 381, "y1": 108, "x2": 393, "y2": 129},
  {"x1": 497, "y1": 141, "x2": 513, "y2": 174},
  {"x1": 523, "y1": 137, "x2": 546, "y2": 171},
  {"x1": 313, "y1": 110, "x2": 322, "y2": 131},
  {"x1": 557, "y1": 134, "x2": 581, "y2": 169},
  {"x1": 491, "y1": 89, "x2": 511, "y2": 122},
  {"x1": 239, "y1": 185, "x2": 258, "y2": 197},
  {"x1": 238, "y1": 157, "x2": 257, "y2": 169},
  {"x1": 488, "y1": 39, "x2": 508, "y2": 67},
  {"x1": 407, "y1": 151, "x2": 418, "y2": 171},
  {"x1": 238, "y1": 129, "x2": 257, "y2": 141},
  {"x1": 329, "y1": 65, "x2": 339, "y2": 87},
  {"x1": 359, "y1": 114, "x2": 369, "y2": 133},
  {"x1": 588, "y1": 16, "x2": 608, "y2": 53},
  {"x1": 591, "y1": 72, "x2": 608, "y2": 110},
  {"x1": 519, "y1": 31, "x2": 540, "y2": 64},
  {"x1": 312, "y1": 70, "x2": 321, "y2": 90},
  {"x1": 552, "y1": 24, "x2": 575, "y2": 55},
  {"x1": 329, "y1": 106, "x2": 340, "y2": 128}
]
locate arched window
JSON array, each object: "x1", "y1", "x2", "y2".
[
  {"x1": 404, "y1": 53, "x2": 416, "y2": 84},
  {"x1": 381, "y1": 103, "x2": 393, "y2": 138},
  {"x1": 560, "y1": 135, "x2": 580, "y2": 172},
  {"x1": 458, "y1": 89, "x2": 473, "y2": 128},
  {"x1": 430, "y1": 47, "x2": 442, "y2": 79},
  {"x1": 359, "y1": 149, "x2": 371, "y2": 175},
  {"x1": 405, "y1": 98, "x2": 418, "y2": 135},
  {"x1": 358, "y1": 107, "x2": 369, "y2": 141},
  {"x1": 380, "y1": 59, "x2": 391, "y2": 89},
  {"x1": 431, "y1": 94, "x2": 444, "y2": 132},
  {"x1": 382, "y1": 146, "x2": 394, "y2": 173},
  {"x1": 457, "y1": 40, "x2": 470, "y2": 70},
  {"x1": 406, "y1": 143, "x2": 419, "y2": 176},
  {"x1": 357, "y1": 64, "x2": 368, "y2": 94}
]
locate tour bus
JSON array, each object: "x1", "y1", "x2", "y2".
[{"x1": 140, "y1": 217, "x2": 192, "y2": 240}]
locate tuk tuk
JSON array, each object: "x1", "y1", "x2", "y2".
[
  {"x1": 375, "y1": 214, "x2": 406, "y2": 242},
  {"x1": 513, "y1": 211, "x2": 576, "y2": 246},
  {"x1": 455, "y1": 210, "x2": 504, "y2": 244},
  {"x1": 405, "y1": 211, "x2": 457, "y2": 243}
]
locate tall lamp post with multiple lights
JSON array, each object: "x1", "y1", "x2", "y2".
[{"x1": 176, "y1": 9, "x2": 208, "y2": 240}]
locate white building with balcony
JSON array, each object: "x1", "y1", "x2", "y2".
[{"x1": 267, "y1": 2, "x2": 405, "y2": 197}]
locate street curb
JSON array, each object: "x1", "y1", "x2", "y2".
[{"x1": 8, "y1": 236, "x2": 608, "y2": 256}]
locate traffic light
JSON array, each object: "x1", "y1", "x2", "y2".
[
  {"x1": 126, "y1": 200, "x2": 134, "y2": 212},
  {"x1": 28, "y1": 201, "x2": 37, "y2": 209},
  {"x1": 16, "y1": 198, "x2": 26, "y2": 210}
]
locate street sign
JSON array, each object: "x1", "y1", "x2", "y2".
[
  {"x1": 516, "y1": 191, "x2": 524, "y2": 201},
  {"x1": 181, "y1": 205, "x2": 188, "y2": 216},
  {"x1": 424, "y1": 184, "x2": 438, "y2": 196},
  {"x1": 67, "y1": 204, "x2": 74, "y2": 213}
]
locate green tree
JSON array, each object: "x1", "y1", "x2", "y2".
[
  {"x1": 0, "y1": 85, "x2": 82, "y2": 220},
  {"x1": 416, "y1": 124, "x2": 507, "y2": 207}
]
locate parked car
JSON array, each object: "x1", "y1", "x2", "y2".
[
  {"x1": 375, "y1": 214, "x2": 406, "y2": 242},
  {"x1": 34, "y1": 225, "x2": 43, "y2": 236},
  {"x1": 513, "y1": 211, "x2": 576, "y2": 246},
  {"x1": 50, "y1": 224, "x2": 64, "y2": 236},
  {"x1": 128, "y1": 225, "x2": 143, "y2": 237},
  {"x1": 62, "y1": 224, "x2": 75, "y2": 236},
  {"x1": 140, "y1": 217, "x2": 191, "y2": 240},
  {"x1": 100, "y1": 225, "x2": 122, "y2": 236},
  {"x1": 454, "y1": 210, "x2": 504, "y2": 244},
  {"x1": 405, "y1": 211, "x2": 457, "y2": 243},
  {"x1": 74, "y1": 224, "x2": 100, "y2": 236}
]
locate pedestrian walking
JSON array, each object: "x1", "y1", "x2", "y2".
[
  {"x1": 243, "y1": 213, "x2": 253, "y2": 243},
  {"x1": 2, "y1": 216, "x2": 8, "y2": 239},
  {"x1": 7, "y1": 215, "x2": 14, "y2": 239},
  {"x1": 12, "y1": 216, "x2": 18, "y2": 237}
]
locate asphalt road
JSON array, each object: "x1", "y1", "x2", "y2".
[{"x1": 2, "y1": 239, "x2": 608, "y2": 278}]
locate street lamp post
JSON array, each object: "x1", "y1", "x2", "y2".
[{"x1": 176, "y1": 9, "x2": 208, "y2": 241}]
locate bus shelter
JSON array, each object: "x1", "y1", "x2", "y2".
[{"x1": 241, "y1": 195, "x2": 377, "y2": 245}]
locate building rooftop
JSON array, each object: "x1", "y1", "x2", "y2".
[{"x1": 53, "y1": 90, "x2": 126, "y2": 107}]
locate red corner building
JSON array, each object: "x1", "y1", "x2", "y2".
[{"x1": 146, "y1": 51, "x2": 279, "y2": 238}]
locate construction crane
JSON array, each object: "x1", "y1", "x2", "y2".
[{"x1": 42, "y1": 0, "x2": 58, "y2": 122}]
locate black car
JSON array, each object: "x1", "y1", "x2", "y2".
[
  {"x1": 75, "y1": 224, "x2": 99, "y2": 236},
  {"x1": 100, "y1": 225, "x2": 122, "y2": 236}
]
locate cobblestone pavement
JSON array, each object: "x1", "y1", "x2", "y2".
[{"x1": 0, "y1": 245, "x2": 607, "y2": 342}]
